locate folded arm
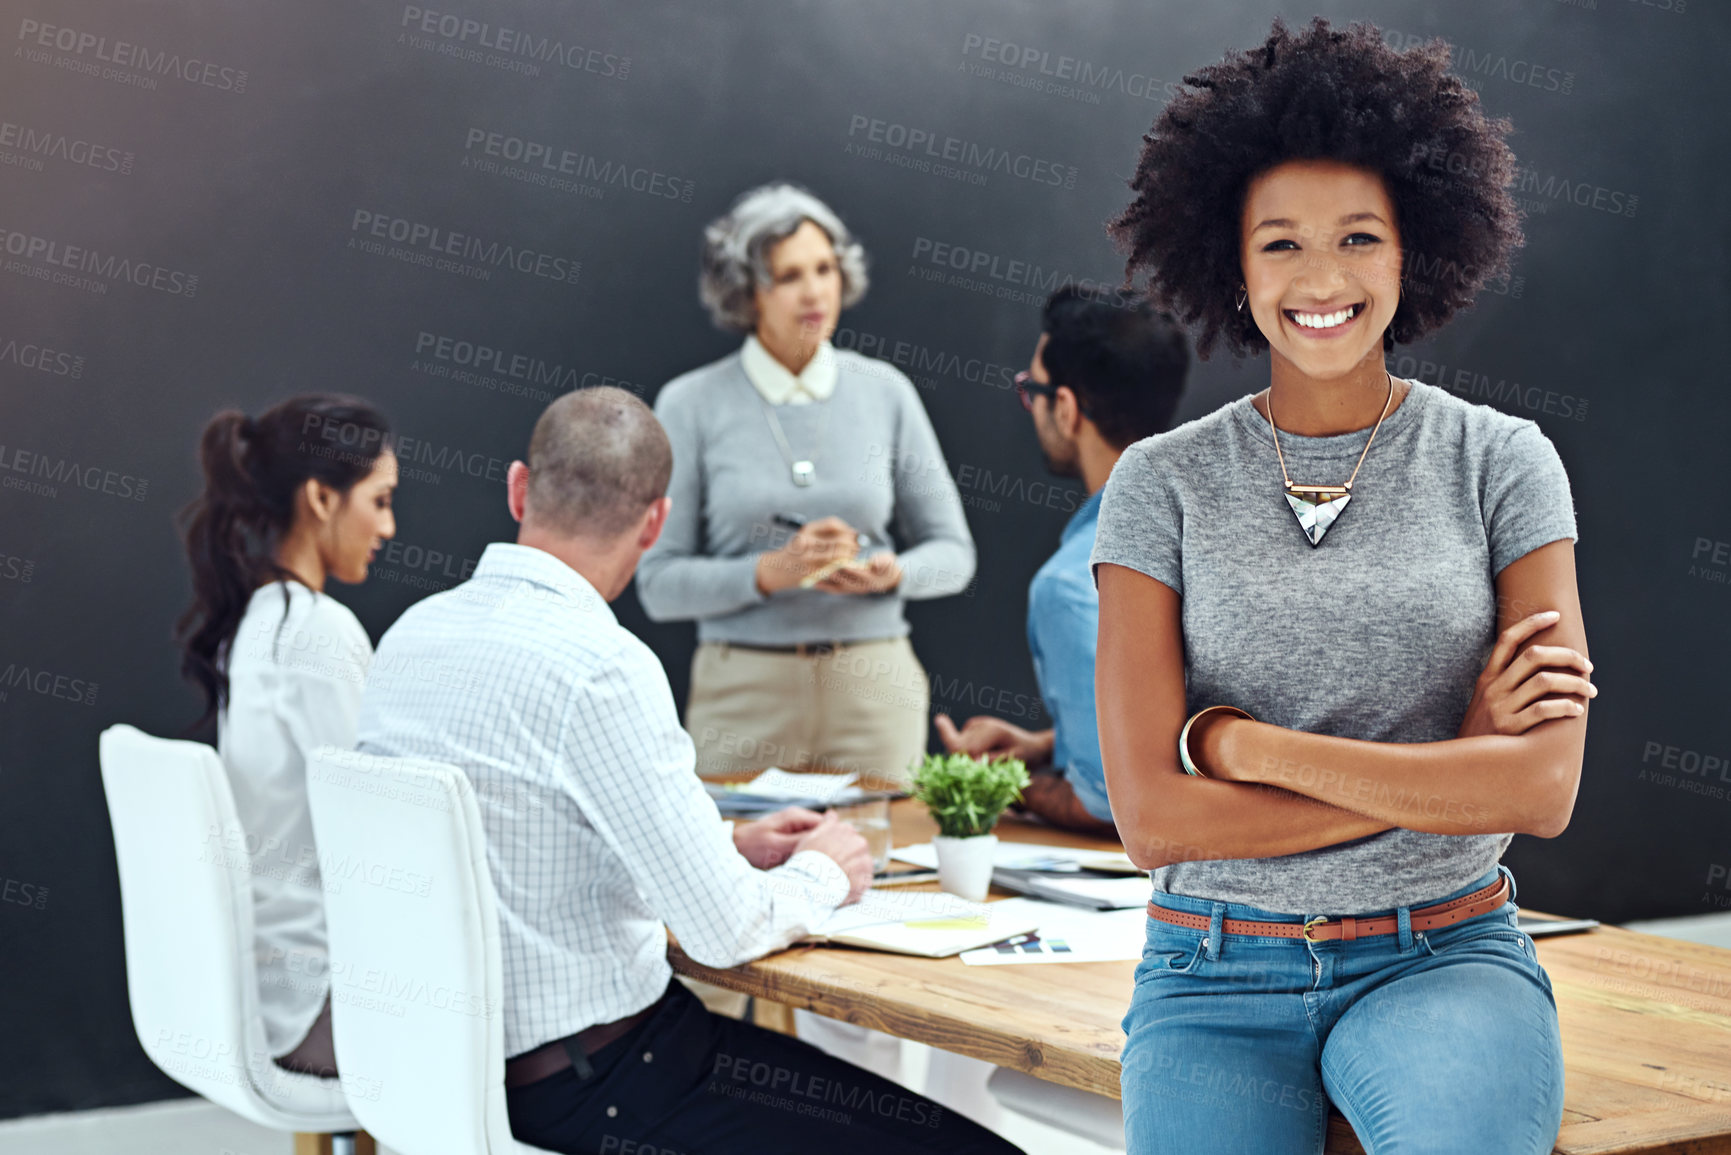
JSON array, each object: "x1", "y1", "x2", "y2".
[
  {"x1": 1097, "y1": 563, "x2": 1394, "y2": 869},
  {"x1": 1197, "y1": 540, "x2": 1588, "y2": 837},
  {"x1": 1098, "y1": 540, "x2": 1589, "y2": 870}
]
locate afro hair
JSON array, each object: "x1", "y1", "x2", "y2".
[{"x1": 1110, "y1": 17, "x2": 1523, "y2": 359}]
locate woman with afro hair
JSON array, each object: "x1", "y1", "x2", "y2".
[{"x1": 1091, "y1": 19, "x2": 1592, "y2": 1154}]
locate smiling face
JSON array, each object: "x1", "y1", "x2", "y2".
[
  {"x1": 753, "y1": 219, "x2": 843, "y2": 362},
  {"x1": 1240, "y1": 160, "x2": 1404, "y2": 381},
  {"x1": 319, "y1": 449, "x2": 398, "y2": 584}
]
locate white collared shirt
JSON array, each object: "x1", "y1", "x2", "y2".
[
  {"x1": 355, "y1": 543, "x2": 848, "y2": 1056},
  {"x1": 218, "y1": 581, "x2": 372, "y2": 1057},
  {"x1": 740, "y1": 334, "x2": 837, "y2": 405}
]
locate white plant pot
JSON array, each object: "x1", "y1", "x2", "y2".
[{"x1": 934, "y1": 833, "x2": 997, "y2": 903}]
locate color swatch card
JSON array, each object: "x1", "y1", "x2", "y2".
[{"x1": 959, "y1": 899, "x2": 1145, "y2": 966}]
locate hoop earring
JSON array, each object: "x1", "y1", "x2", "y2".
[{"x1": 1234, "y1": 284, "x2": 1247, "y2": 313}]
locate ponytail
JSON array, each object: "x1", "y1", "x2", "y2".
[{"x1": 173, "y1": 394, "x2": 391, "y2": 727}]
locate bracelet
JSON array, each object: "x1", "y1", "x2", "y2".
[{"x1": 1178, "y1": 705, "x2": 1255, "y2": 778}]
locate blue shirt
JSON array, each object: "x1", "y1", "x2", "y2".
[{"x1": 1026, "y1": 489, "x2": 1110, "y2": 822}]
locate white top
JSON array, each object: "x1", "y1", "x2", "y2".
[
  {"x1": 216, "y1": 581, "x2": 371, "y2": 1057},
  {"x1": 355, "y1": 543, "x2": 849, "y2": 1057},
  {"x1": 740, "y1": 333, "x2": 837, "y2": 404}
]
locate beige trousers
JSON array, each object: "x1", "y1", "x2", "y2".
[{"x1": 685, "y1": 637, "x2": 930, "y2": 786}]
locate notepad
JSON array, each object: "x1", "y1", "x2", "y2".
[{"x1": 801, "y1": 889, "x2": 1039, "y2": 958}]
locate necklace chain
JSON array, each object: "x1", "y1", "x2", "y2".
[
  {"x1": 760, "y1": 397, "x2": 829, "y2": 480},
  {"x1": 1264, "y1": 372, "x2": 1396, "y2": 492}
]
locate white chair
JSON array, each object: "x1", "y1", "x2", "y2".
[
  {"x1": 97, "y1": 724, "x2": 364, "y2": 1152},
  {"x1": 304, "y1": 746, "x2": 557, "y2": 1155},
  {"x1": 987, "y1": 1066, "x2": 1126, "y2": 1150}
]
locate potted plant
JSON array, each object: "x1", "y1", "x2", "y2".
[{"x1": 909, "y1": 752, "x2": 1030, "y2": 902}]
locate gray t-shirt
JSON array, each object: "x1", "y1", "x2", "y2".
[{"x1": 1091, "y1": 379, "x2": 1578, "y2": 914}]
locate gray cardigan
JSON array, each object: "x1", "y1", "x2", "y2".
[{"x1": 637, "y1": 348, "x2": 976, "y2": 645}]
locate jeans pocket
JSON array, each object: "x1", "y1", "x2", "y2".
[
  {"x1": 1418, "y1": 908, "x2": 1535, "y2": 964},
  {"x1": 1140, "y1": 929, "x2": 1208, "y2": 977}
]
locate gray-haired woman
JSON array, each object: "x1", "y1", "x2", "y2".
[{"x1": 638, "y1": 182, "x2": 975, "y2": 787}]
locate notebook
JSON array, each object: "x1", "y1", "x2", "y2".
[{"x1": 800, "y1": 889, "x2": 1040, "y2": 958}]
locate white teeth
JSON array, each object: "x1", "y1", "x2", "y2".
[{"x1": 1291, "y1": 305, "x2": 1357, "y2": 329}]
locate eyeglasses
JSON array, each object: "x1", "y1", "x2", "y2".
[
  {"x1": 1014, "y1": 370, "x2": 1055, "y2": 412},
  {"x1": 1015, "y1": 370, "x2": 1090, "y2": 417}
]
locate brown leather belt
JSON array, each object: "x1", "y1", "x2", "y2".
[
  {"x1": 1145, "y1": 875, "x2": 1511, "y2": 943},
  {"x1": 504, "y1": 990, "x2": 668, "y2": 1089}
]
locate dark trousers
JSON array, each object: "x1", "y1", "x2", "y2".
[{"x1": 506, "y1": 980, "x2": 1023, "y2": 1155}]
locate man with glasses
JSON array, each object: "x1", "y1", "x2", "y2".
[{"x1": 936, "y1": 287, "x2": 1189, "y2": 832}]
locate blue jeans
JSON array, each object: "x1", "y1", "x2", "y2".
[{"x1": 1121, "y1": 868, "x2": 1564, "y2": 1155}]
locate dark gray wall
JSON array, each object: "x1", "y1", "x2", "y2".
[{"x1": 2, "y1": 0, "x2": 1725, "y2": 1119}]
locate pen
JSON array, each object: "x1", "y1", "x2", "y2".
[{"x1": 772, "y1": 512, "x2": 875, "y2": 550}]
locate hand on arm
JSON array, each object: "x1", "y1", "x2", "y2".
[
  {"x1": 1196, "y1": 541, "x2": 1590, "y2": 838},
  {"x1": 1456, "y1": 607, "x2": 1594, "y2": 738},
  {"x1": 1096, "y1": 563, "x2": 1393, "y2": 870}
]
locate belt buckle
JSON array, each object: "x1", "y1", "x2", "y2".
[{"x1": 1302, "y1": 916, "x2": 1329, "y2": 942}]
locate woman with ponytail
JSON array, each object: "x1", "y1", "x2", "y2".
[{"x1": 174, "y1": 394, "x2": 397, "y2": 1076}]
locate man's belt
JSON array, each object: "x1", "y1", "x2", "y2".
[{"x1": 503, "y1": 988, "x2": 669, "y2": 1089}]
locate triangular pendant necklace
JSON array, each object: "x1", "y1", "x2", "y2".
[{"x1": 1264, "y1": 373, "x2": 1395, "y2": 547}]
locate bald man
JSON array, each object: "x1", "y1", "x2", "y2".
[{"x1": 357, "y1": 388, "x2": 1021, "y2": 1155}]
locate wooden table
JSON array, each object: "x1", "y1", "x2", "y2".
[{"x1": 673, "y1": 799, "x2": 1731, "y2": 1154}]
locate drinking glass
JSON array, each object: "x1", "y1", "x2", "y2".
[{"x1": 832, "y1": 795, "x2": 893, "y2": 874}]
